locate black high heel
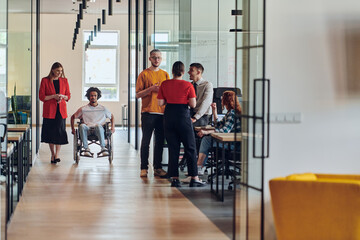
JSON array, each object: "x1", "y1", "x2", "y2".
[
  {"x1": 171, "y1": 179, "x2": 181, "y2": 188},
  {"x1": 51, "y1": 157, "x2": 56, "y2": 164},
  {"x1": 55, "y1": 158, "x2": 61, "y2": 163}
]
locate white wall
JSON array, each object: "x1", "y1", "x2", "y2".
[
  {"x1": 39, "y1": 13, "x2": 128, "y2": 125},
  {"x1": 265, "y1": 1, "x2": 360, "y2": 239}
]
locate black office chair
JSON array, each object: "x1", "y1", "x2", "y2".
[
  {"x1": 207, "y1": 141, "x2": 241, "y2": 190},
  {"x1": 212, "y1": 87, "x2": 241, "y2": 114},
  {"x1": 0, "y1": 123, "x2": 7, "y2": 176}
]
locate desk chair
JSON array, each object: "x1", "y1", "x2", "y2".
[
  {"x1": 212, "y1": 87, "x2": 241, "y2": 114},
  {"x1": 0, "y1": 123, "x2": 7, "y2": 176},
  {"x1": 208, "y1": 141, "x2": 241, "y2": 190}
]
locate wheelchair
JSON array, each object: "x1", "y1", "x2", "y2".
[{"x1": 73, "y1": 122, "x2": 113, "y2": 164}]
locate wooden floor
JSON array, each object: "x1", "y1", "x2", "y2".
[{"x1": 7, "y1": 130, "x2": 229, "y2": 240}]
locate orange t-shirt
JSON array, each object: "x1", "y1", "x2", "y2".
[{"x1": 136, "y1": 68, "x2": 169, "y2": 113}]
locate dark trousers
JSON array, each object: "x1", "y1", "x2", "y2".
[
  {"x1": 140, "y1": 113, "x2": 164, "y2": 170},
  {"x1": 164, "y1": 104, "x2": 197, "y2": 178}
]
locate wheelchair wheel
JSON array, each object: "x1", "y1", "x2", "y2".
[
  {"x1": 75, "y1": 152, "x2": 79, "y2": 164},
  {"x1": 73, "y1": 129, "x2": 80, "y2": 164},
  {"x1": 73, "y1": 130, "x2": 78, "y2": 160},
  {"x1": 108, "y1": 135, "x2": 113, "y2": 164}
]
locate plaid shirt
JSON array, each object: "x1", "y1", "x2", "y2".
[{"x1": 215, "y1": 109, "x2": 241, "y2": 133}]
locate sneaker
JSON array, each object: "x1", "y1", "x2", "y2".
[
  {"x1": 140, "y1": 169, "x2": 148, "y2": 177},
  {"x1": 170, "y1": 179, "x2": 181, "y2": 187},
  {"x1": 189, "y1": 178, "x2": 206, "y2": 187},
  {"x1": 154, "y1": 168, "x2": 168, "y2": 178},
  {"x1": 180, "y1": 176, "x2": 192, "y2": 183},
  {"x1": 83, "y1": 148, "x2": 93, "y2": 157},
  {"x1": 97, "y1": 148, "x2": 109, "y2": 157}
]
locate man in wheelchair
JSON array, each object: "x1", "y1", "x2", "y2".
[{"x1": 71, "y1": 87, "x2": 115, "y2": 157}]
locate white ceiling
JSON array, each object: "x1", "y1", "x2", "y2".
[{"x1": 9, "y1": 0, "x2": 128, "y2": 14}]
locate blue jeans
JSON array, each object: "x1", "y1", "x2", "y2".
[
  {"x1": 79, "y1": 124, "x2": 105, "y2": 149},
  {"x1": 199, "y1": 135, "x2": 235, "y2": 166}
]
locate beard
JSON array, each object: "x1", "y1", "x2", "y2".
[{"x1": 151, "y1": 62, "x2": 160, "y2": 68}]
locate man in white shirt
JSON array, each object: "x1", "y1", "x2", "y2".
[{"x1": 71, "y1": 87, "x2": 115, "y2": 157}]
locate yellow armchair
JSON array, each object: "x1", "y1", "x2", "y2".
[{"x1": 269, "y1": 173, "x2": 360, "y2": 240}]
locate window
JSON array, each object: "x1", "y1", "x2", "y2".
[{"x1": 83, "y1": 31, "x2": 119, "y2": 101}]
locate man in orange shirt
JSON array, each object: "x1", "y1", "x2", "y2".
[{"x1": 136, "y1": 49, "x2": 169, "y2": 178}]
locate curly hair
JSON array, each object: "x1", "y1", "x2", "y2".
[
  {"x1": 85, "y1": 87, "x2": 102, "y2": 100},
  {"x1": 222, "y1": 91, "x2": 241, "y2": 114}
]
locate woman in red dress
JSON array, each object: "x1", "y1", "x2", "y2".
[{"x1": 39, "y1": 62, "x2": 71, "y2": 164}]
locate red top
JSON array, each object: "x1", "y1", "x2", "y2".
[
  {"x1": 39, "y1": 77, "x2": 71, "y2": 119},
  {"x1": 157, "y1": 79, "x2": 196, "y2": 104}
]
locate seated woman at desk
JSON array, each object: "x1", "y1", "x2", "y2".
[{"x1": 186, "y1": 90, "x2": 241, "y2": 179}]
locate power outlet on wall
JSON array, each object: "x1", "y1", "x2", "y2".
[{"x1": 269, "y1": 112, "x2": 302, "y2": 123}]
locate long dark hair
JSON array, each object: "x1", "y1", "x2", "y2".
[
  {"x1": 172, "y1": 61, "x2": 185, "y2": 77},
  {"x1": 47, "y1": 62, "x2": 65, "y2": 79}
]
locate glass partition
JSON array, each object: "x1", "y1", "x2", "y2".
[
  {"x1": 7, "y1": 0, "x2": 32, "y2": 226},
  {"x1": 8, "y1": 3, "x2": 32, "y2": 124},
  {"x1": 0, "y1": 0, "x2": 7, "y2": 238},
  {"x1": 129, "y1": 0, "x2": 136, "y2": 146},
  {"x1": 149, "y1": 0, "x2": 267, "y2": 238},
  {"x1": 154, "y1": 0, "x2": 182, "y2": 78},
  {"x1": 235, "y1": 0, "x2": 267, "y2": 239},
  {"x1": 154, "y1": 0, "x2": 236, "y2": 87}
]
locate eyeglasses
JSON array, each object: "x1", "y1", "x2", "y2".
[{"x1": 150, "y1": 57, "x2": 162, "y2": 60}]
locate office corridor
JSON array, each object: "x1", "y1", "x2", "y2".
[{"x1": 7, "y1": 130, "x2": 228, "y2": 240}]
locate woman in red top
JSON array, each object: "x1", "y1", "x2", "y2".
[
  {"x1": 39, "y1": 62, "x2": 71, "y2": 164},
  {"x1": 157, "y1": 61, "x2": 205, "y2": 187}
]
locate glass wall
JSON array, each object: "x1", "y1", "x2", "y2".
[
  {"x1": 153, "y1": 0, "x2": 236, "y2": 87},
  {"x1": 7, "y1": 0, "x2": 33, "y2": 231},
  {"x1": 151, "y1": 0, "x2": 267, "y2": 239},
  {"x1": 0, "y1": 0, "x2": 7, "y2": 238},
  {"x1": 129, "y1": 0, "x2": 146, "y2": 149},
  {"x1": 129, "y1": 0, "x2": 136, "y2": 146},
  {"x1": 235, "y1": 0, "x2": 267, "y2": 239},
  {"x1": 8, "y1": 1, "x2": 32, "y2": 124}
]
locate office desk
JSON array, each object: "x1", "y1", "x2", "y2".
[
  {"x1": 1, "y1": 143, "x2": 14, "y2": 221},
  {"x1": 7, "y1": 124, "x2": 31, "y2": 179},
  {"x1": 210, "y1": 132, "x2": 241, "y2": 201},
  {"x1": 194, "y1": 125, "x2": 215, "y2": 131},
  {"x1": 8, "y1": 132, "x2": 24, "y2": 202}
]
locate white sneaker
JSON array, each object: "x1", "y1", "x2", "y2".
[
  {"x1": 98, "y1": 148, "x2": 109, "y2": 157},
  {"x1": 82, "y1": 148, "x2": 93, "y2": 157},
  {"x1": 181, "y1": 176, "x2": 192, "y2": 183}
]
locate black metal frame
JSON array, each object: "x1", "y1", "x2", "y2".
[
  {"x1": 232, "y1": 0, "x2": 269, "y2": 239},
  {"x1": 127, "y1": 0, "x2": 131, "y2": 143},
  {"x1": 36, "y1": 0, "x2": 40, "y2": 153},
  {"x1": 128, "y1": 0, "x2": 148, "y2": 149}
]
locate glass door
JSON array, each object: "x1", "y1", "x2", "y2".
[{"x1": 234, "y1": 0, "x2": 269, "y2": 239}]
